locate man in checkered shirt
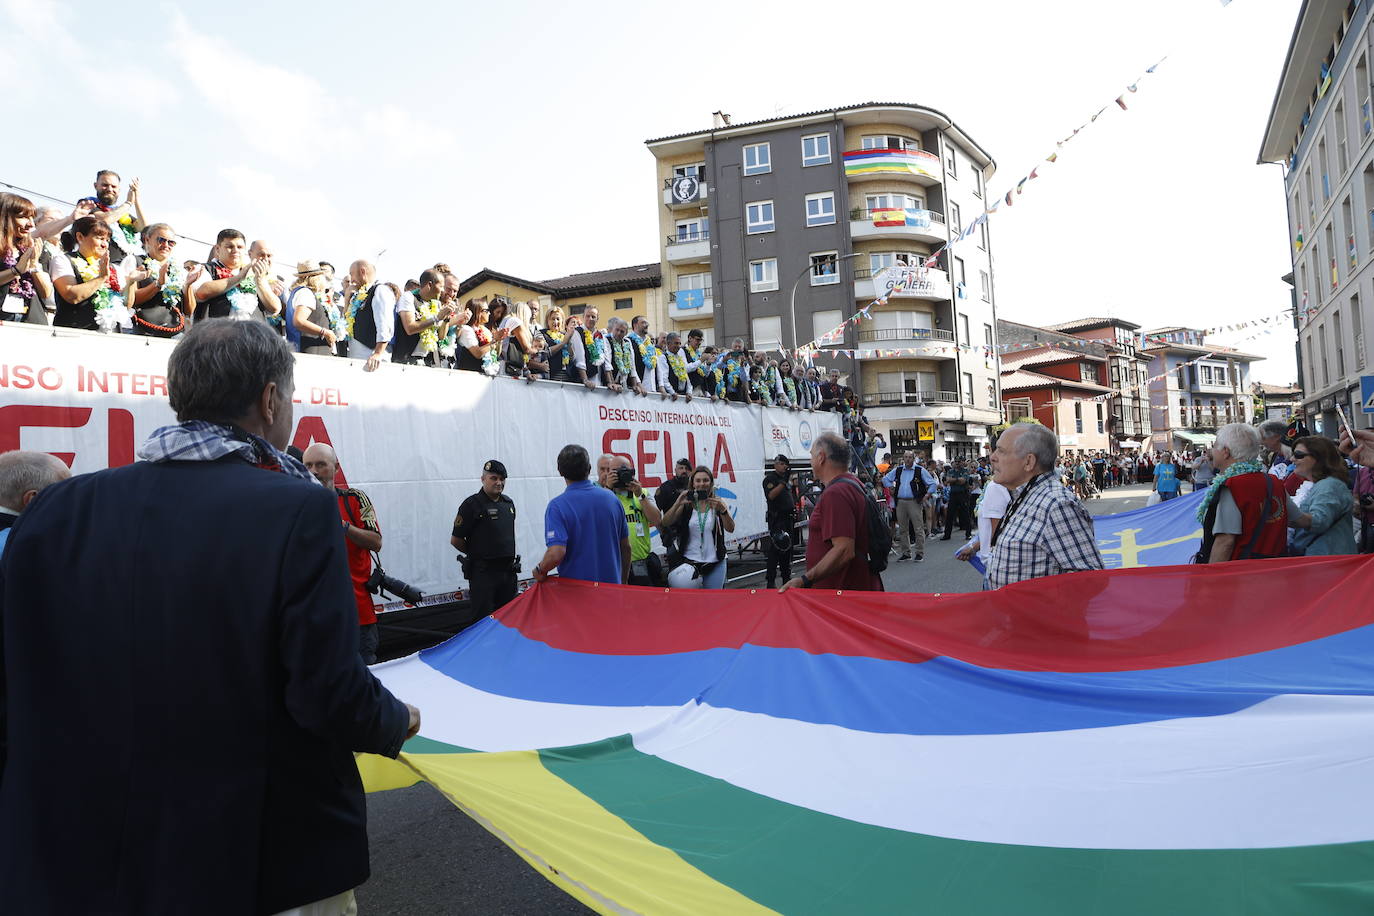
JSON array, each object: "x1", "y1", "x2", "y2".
[{"x1": 986, "y1": 423, "x2": 1103, "y2": 589}]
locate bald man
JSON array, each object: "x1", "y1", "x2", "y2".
[
  {"x1": 303, "y1": 443, "x2": 384, "y2": 663},
  {"x1": 0, "y1": 451, "x2": 71, "y2": 552},
  {"x1": 343, "y1": 260, "x2": 395, "y2": 372}
]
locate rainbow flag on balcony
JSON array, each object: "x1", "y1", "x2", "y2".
[
  {"x1": 361, "y1": 559, "x2": 1374, "y2": 915},
  {"x1": 871, "y1": 209, "x2": 905, "y2": 226},
  {"x1": 843, "y1": 148, "x2": 941, "y2": 180}
]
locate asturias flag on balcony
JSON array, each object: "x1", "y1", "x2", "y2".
[
  {"x1": 361, "y1": 559, "x2": 1374, "y2": 915},
  {"x1": 843, "y1": 147, "x2": 940, "y2": 180}
]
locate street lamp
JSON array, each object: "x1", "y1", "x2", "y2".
[{"x1": 787, "y1": 251, "x2": 867, "y2": 353}]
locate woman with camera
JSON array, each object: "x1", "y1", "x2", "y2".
[
  {"x1": 662, "y1": 466, "x2": 735, "y2": 589},
  {"x1": 1287, "y1": 436, "x2": 1356, "y2": 556}
]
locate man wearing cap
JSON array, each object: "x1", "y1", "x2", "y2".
[
  {"x1": 762, "y1": 454, "x2": 797, "y2": 589},
  {"x1": 452, "y1": 459, "x2": 520, "y2": 621}
]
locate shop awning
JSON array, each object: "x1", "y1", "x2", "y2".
[{"x1": 1174, "y1": 431, "x2": 1216, "y2": 447}]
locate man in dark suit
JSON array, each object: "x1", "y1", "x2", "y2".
[{"x1": 0, "y1": 319, "x2": 419, "y2": 915}]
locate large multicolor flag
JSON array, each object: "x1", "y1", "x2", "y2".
[
  {"x1": 362, "y1": 557, "x2": 1374, "y2": 914},
  {"x1": 842, "y1": 148, "x2": 941, "y2": 180}
]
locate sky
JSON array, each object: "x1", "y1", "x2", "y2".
[{"x1": 1, "y1": 0, "x2": 1303, "y2": 383}]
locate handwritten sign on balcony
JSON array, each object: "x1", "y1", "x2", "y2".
[{"x1": 877, "y1": 266, "x2": 941, "y2": 298}]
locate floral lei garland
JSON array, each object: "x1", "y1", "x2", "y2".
[
  {"x1": 635, "y1": 333, "x2": 658, "y2": 368},
  {"x1": 476, "y1": 325, "x2": 500, "y2": 374},
  {"x1": 344, "y1": 288, "x2": 368, "y2": 340},
  {"x1": 72, "y1": 253, "x2": 122, "y2": 310},
  {"x1": 141, "y1": 256, "x2": 184, "y2": 309},
  {"x1": 751, "y1": 377, "x2": 774, "y2": 406},
  {"x1": 544, "y1": 328, "x2": 569, "y2": 368},
  {"x1": 582, "y1": 328, "x2": 604, "y2": 367},
  {"x1": 782, "y1": 376, "x2": 797, "y2": 403},
  {"x1": 666, "y1": 349, "x2": 689, "y2": 383},
  {"x1": 415, "y1": 298, "x2": 441, "y2": 355},
  {"x1": 1194, "y1": 458, "x2": 1267, "y2": 525},
  {"x1": 611, "y1": 336, "x2": 633, "y2": 376},
  {"x1": 2, "y1": 249, "x2": 36, "y2": 301}
]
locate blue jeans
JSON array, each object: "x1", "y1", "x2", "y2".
[
  {"x1": 668, "y1": 559, "x2": 728, "y2": 589},
  {"x1": 1158, "y1": 490, "x2": 1179, "y2": 501}
]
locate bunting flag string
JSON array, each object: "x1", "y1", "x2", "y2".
[{"x1": 1087, "y1": 323, "x2": 1282, "y2": 403}]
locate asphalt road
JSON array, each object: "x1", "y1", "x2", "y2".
[{"x1": 359, "y1": 482, "x2": 1156, "y2": 914}]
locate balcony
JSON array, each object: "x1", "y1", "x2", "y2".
[
  {"x1": 1181, "y1": 411, "x2": 1230, "y2": 430},
  {"x1": 663, "y1": 176, "x2": 709, "y2": 210},
  {"x1": 861, "y1": 390, "x2": 959, "y2": 408},
  {"x1": 668, "y1": 288, "x2": 713, "y2": 320},
  {"x1": 842, "y1": 148, "x2": 942, "y2": 187},
  {"x1": 665, "y1": 232, "x2": 711, "y2": 265},
  {"x1": 855, "y1": 328, "x2": 957, "y2": 360},
  {"x1": 849, "y1": 208, "x2": 947, "y2": 244},
  {"x1": 853, "y1": 266, "x2": 951, "y2": 302}
]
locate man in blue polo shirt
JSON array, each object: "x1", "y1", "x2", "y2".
[{"x1": 533, "y1": 444, "x2": 630, "y2": 584}]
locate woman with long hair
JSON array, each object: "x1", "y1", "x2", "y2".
[
  {"x1": 501, "y1": 300, "x2": 546, "y2": 379},
  {"x1": 1288, "y1": 435, "x2": 1356, "y2": 556},
  {"x1": 0, "y1": 192, "x2": 53, "y2": 325},
  {"x1": 662, "y1": 466, "x2": 736, "y2": 589},
  {"x1": 455, "y1": 298, "x2": 507, "y2": 375},
  {"x1": 540, "y1": 306, "x2": 572, "y2": 382}
]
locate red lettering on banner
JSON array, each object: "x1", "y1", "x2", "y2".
[
  {"x1": 602, "y1": 428, "x2": 632, "y2": 465},
  {"x1": 308, "y1": 387, "x2": 349, "y2": 406},
  {"x1": 636, "y1": 430, "x2": 663, "y2": 487},
  {"x1": 108, "y1": 409, "x2": 135, "y2": 467},
  {"x1": 150, "y1": 375, "x2": 168, "y2": 397},
  {"x1": 0, "y1": 405, "x2": 91, "y2": 467},
  {"x1": 712, "y1": 434, "x2": 735, "y2": 482},
  {"x1": 291, "y1": 415, "x2": 348, "y2": 487},
  {"x1": 37, "y1": 367, "x2": 62, "y2": 391}
]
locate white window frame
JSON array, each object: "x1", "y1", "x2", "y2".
[
  {"x1": 865, "y1": 193, "x2": 923, "y2": 212},
  {"x1": 673, "y1": 162, "x2": 706, "y2": 180},
  {"x1": 813, "y1": 309, "x2": 843, "y2": 345},
  {"x1": 801, "y1": 133, "x2": 831, "y2": 167},
  {"x1": 752, "y1": 316, "x2": 783, "y2": 350},
  {"x1": 962, "y1": 371, "x2": 974, "y2": 405},
  {"x1": 945, "y1": 145, "x2": 958, "y2": 177},
  {"x1": 675, "y1": 217, "x2": 707, "y2": 241},
  {"x1": 677, "y1": 271, "x2": 710, "y2": 292},
  {"x1": 979, "y1": 270, "x2": 990, "y2": 301},
  {"x1": 749, "y1": 258, "x2": 779, "y2": 292},
  {"x1": 950, "y1": 202, "x2": 962, "y2": 235},
  {"x1": 861, "y1": 134, "x2": 919, "y2": 152},
  {"x1": 746, "y1": 200, "x2": 775, "y2": 234},
  {"x1": 809, "y1": 251, "x2": 840, "y2": 286},
  {"x1": 805, "y1": 192, "x2": 836, "y2": 227},
  {"x1": 743, "y1": 142, "x2": 771, "y2": 175}
]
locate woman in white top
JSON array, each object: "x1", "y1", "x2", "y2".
[
  {"x1": 662, "y1": 466, "x2": 736, "y2": 589},
  {"x1": 289, "y1": 260, "x2": 339, "y2": 356}
]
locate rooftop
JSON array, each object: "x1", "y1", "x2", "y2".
[
  {"x1": 1258, "y1": 1, "x2": 1354, "y2": 164},
  {"x1": 1000, "y1": 347, "x2": 1107, "y2": 369},
  {"x1": 541, "y1": 263, "x2": 662, "y2": 296},
  {"x1": 1044, "y1": 316, "x2": 1142, "y2": 333},
  {"x1": 999, "y1": 368, "x2": 1111, "y2": 394}
]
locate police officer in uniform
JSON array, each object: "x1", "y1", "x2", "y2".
[{"x1": 451, "y1": 459, "x2": 519, "y2": 621}]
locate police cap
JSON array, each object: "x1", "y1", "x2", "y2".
[{"x1": 482, "y1": 459, "x2": 508, "y2": 478}]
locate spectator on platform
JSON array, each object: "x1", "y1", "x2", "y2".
[
  {"x1": 392, "y1": 268, "x2": 453, "y2": 366},
  {"x1": 1196, "y1": 423, "x2": 1295, "y2": 564},
  {"x1": 248, "y1": 239, "x2": 286, "y2": 333},
  {"x1": 129, "y1": 223, "x2": 190, "y2": 338},
  {"x1": 456, "y1": 298, "x2": 505, "y2": 376},
  {"x1": 628, "y1": 316, "x2": 659, "y2": 393},
  {"x1": 192, "y1": 229, "x2": 279, "y2": 326},
  {"x1": 781, "y1": 432, "x2": 882, "y2": 592},
  {"x1": 0, "y1": 318, "x2": 418, "y2": 915},
  {"x1": 567, "y1": 307, "x2": 609, "y2": 389},
  {"x1": 658, "y1": 332, "x2": 695, "y2": 402},
  {"x1": 76, "y1": 170, "x2": 143, "y2": 262},
  {"x1": 986, "y1": 423, "x2": 1102, "y2": 589},
  {"x1": 342, "y1": 260, "x2": 395, "y2": 372},
  {"x1": 534, "y1": 444, "x2": 629, "y2": 585},
  {"x1": 302, "y1": 443, "x2": 384, "y2": 662},
  {"x1": 775, "y1": 359, "x2": 799, "y2": 409},
  {"x1": 500, "y1": 300, "x2": 541, "y2": 378},
  {"x1": 605, "y1": 317, "x2": 643, "y2": 394},
  {"x1": 290, "y1": 260, "x2": 342, "y2": 357},
  {"x1": 0, "y1": 451, "x2": 71, "y2": 553},
  {"x1": 540, "y1": 306, "x2": 573, "y2": 383},
  {"x1": 663, "y1": 465, "x2": 735, "y2": 589},
  {"x1": 799, "y1": 366, "x2": 822, "y2": 410},
  {"x1": 818, "y1": 368, "x2": 843, "y2": 411},
  {"x1": 1286, "y1": 436, "x2": 1355, "y2": 557},
  {"x1": 50, "y1": 216, "x2": 134, "y2": 332},
  {"x1": 0, "y1": 193, "x2": 53, "y2": 325}
]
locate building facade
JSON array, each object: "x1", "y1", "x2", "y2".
[
  {"x1": 456, "y1": 265, "x2": 663, "y2": 327},
  {"x1": 1253, "y1": 381, "x2": 1304, "y2": 421},
  {"x1": 996, "y1": 320, "x2": 1113, "y2": 454},
  {"x1": 647, "y1": 103, "x2": 1002, "y2": 461},
  {"x1": 1043, "y1": 317, "x2": 1153, "y2": 452},
  {"x1": 1143, "y1": 328, "x2": 1261, "y2": 452},
  {"x1": 1259, "y1": 1, "x2": 1373, "y2": 434}
]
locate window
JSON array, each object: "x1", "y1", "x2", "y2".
[
  {"x1": 1176, "y1": 364, "x2": 1187, "y2": 389},
  {"x1": 1353, "y1": 293, "x2": 1365, "y2": 369},
  {"x1": 743, "y1": 142, "x2": 771, "y2": 175},
  {"x1": 678, "y1": 271, "x2": 710, "y2": 292},
  {"x1": 1336, "y1": 100, "x2": 1349, "y2": 175},
  {"x1": 1364, "y1": 165, "x2": 1374, "y2": 243},
  {"x1": 950, "y1": 203, "x2": 962, "y2": 235},
  {"x1": 987, "y1": 379, "x2": 997, "y2": 408},
  {"x1": 862, "y1": 134, "x2": 919, "y2": 151},
  {"x1": 958, "y1": 313, "x2": 970, "y2": 346},
  {"x1": 1359, "y1": 55, "x2": 1372, "y2": 139},
  {"x1": 805, "y1": 192, "x2": 836, "y2": 227},
  {"x1": 1319, "y1": 322, "x2": 1330, "y2": 385},
  {"x1": 1080, "y1": 362, "x2": 1096, "y2": 383},
  {"x1": 752, "y1": 316, "x2": 782, "y2": 350},
  {"x1": 614, "y1": 297, "x2": 632, "y2": 310},
  {"x1": 973, "y1": 169, "x2": 982, "y2": 199},
  {"x1": 1074, "y1": 401, "x2": 1083, "y2": 433},
  {"x1": 983, "y1": 323, "x2": 994, "y2": 348},
  {"x1": 865, "y1": 193, "x2": 923, "y2": 212},
  {"x1": 749, "y1": 258, "x2": 778, "y2": 292},
  {"x1": 1326, "y1": 222, "x2": 1337, "y2": 288},
  {"x1": 1343, "y1": 197, "x2": 1356, "y2": 269},
  {"x1": 962, "y1": 372, "x2": 974, "y2": 406},
  {"x1": 979, "y1": 270, "x2": 990, "y2": 301},
  {"x1": 954, "y1": 256, "x2": 967, "y2": 298},
  {"x1": 675, "y1": 217, "x2": 707, "y2": 241},
  {"x1": 1095, "y1": 403, "x2": 1104, "y2": 434},
  {"x1": 568, "y1": 303, "x2": 587, "y2": 316},
  {"x1": 1319, "y1": 137, "x2": 1331, "y2": 202},
  {"x1": 809, "y1": 251, "x2": 839, "y2": 286},
  {"x1": 945, "y1": 144, "x2": 958, "y2": 177},
  {"x1": 801, "y1": 133, "x2": 831, "y2": 167},
  {"x1": 813, "y1": 309, "x2": 843, "y2": 345},
  {"x1": 672, "y1": 162, "x2": 706, "y2": 180},
  {"x1": 979, "y1": 221, "x2": 988, "y2": 250},
  {"x1": 746, "y1": 200, "x2": 774, "y2": 234},
  {"x1": 1335, "y1": 310, "x2": 1346, "y2": 377}
]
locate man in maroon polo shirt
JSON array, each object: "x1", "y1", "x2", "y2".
[{"x1": 779, "y1": 431, "x2": 883, "y2": 592}]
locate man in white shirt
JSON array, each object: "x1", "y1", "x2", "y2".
[
  {"x1": 343, "y1": 260, "x2": 395, "y2": 372},
  {"x1": 657, "y1": 332, "x2": 697, "y2": 402},
  {"x1": 956, "y1": 479, "x2": 1012, "y2": 585}
]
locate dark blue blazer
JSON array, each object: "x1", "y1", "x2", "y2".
[{"x1": 0, "y1": 457, "x2": 409, "y2": 914}]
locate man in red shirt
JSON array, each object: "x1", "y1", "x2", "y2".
[
  {"x1": 780, "y1": 432, "x2": 883, "y2": 592},
  {"x1": 303, "y1": 443, "x2": 383, "y2": 662}
]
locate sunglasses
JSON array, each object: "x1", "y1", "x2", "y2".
[
  {"x1": 1292, "y1": 450, "x2": 1311, "y2": 460},
  {"x1": 153, "y1": 236, "x2": 177, "y2": 247}
]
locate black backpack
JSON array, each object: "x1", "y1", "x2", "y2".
[
  {"x1": 835, "y1": 478, "x2": 892, "y2": 575},
  {"x1": 894, "y1": 465, "x2": 928, "y2": 502}
]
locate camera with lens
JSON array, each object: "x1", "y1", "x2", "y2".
[
  {"x1": 366, "y1": 567, "x2": 424, "y2": 604},
  {"x1": 614, "y1": 466, "x2": 635, "y2": 489}
]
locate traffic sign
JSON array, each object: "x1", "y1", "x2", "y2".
[{"x1": 1361, "y1": 375, "x2": 1374, "y2": 413}]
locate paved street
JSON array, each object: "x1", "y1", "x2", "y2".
[{"x1": 361, "y1": 481, "x2": 1157, "y2": 913}]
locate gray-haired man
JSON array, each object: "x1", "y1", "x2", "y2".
[
  {"x1": 0, "y1": 451, "x2": 71, "y2": 552},
  {"x1": 985, "y1": 423, "x2": 1103, "y2": 589}
]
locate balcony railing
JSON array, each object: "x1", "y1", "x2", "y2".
[
  {"x1": 857, "y1": 327, "x2": 955, "y2": 343},
  {"x1": 666, "y1": 232, "x2": 710, "y2": 245},
  {"x1": 848, "y1": 207, "x2": 946, "y2": 225},
  {"x1": 668, "y1": 288, "x2": 713, "y2": 303},
  {"x1": 861, "y1": 390, "x2": 959, "y2": 408}
]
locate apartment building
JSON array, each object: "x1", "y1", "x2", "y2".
[
  {"x1": 996, "y1": 320, "x2": 1114, "y2": 454},
  {"x1": 1043, "y1": 317, "x2": 1154, "y2": 451},
  {"x1": 647, "y1": 103, "x2": 1001, "y2": 461},
  {"x1": 1259, "y1": 1, "x2": 1373, "y2": 433},
  {"x1": 1144, "y1": 328, "x2": 1262, "y2": 451}
]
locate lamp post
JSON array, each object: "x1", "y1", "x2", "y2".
[{"x1": 787, "y1": 251, "x2": 867, "y2": 353}]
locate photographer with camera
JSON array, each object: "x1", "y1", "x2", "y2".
[
  {"x1": 762, "y1": 454, "x2": 796, "y2": 589},
  {"x1": 662, "y1": 466, "x2": 735, "y2": 589},
  {"x1": 303, "y1": 443, "x2": 386, "y2": 662},
  {"x1": 451, "y1": 459, "x2": 521, "y2": 621},
  {"x1": 598, "y1": 454, "x2": 665, "y2": 585}
]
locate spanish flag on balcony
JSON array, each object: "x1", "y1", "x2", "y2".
[{"x1": 871, "y1": 209, "x2": 905, "y2": 226}]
